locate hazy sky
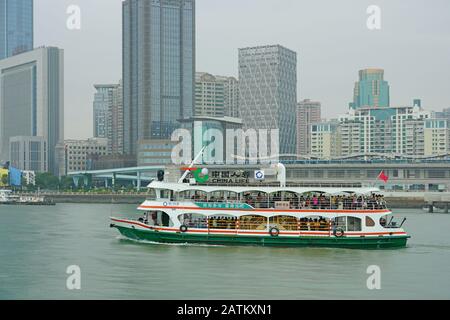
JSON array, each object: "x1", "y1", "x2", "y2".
[{"x1": 34, "y1": 0, "x2": 450, "y2": 139}]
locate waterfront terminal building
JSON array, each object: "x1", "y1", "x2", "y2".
[{"x1": 170, "y1": 157, "x2": 450, "y2": 192}]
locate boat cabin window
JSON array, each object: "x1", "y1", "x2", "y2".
[
  {"x1": 332, "y1": 216, "x2": 361, "y2": 231},
  {"x1": 365, "y1": 216, "x2": 375, "y2": 227},
  {"x1": 208, "y1": 214, "x2": 237, "y2": 230},
  {"x1": 239, "y1": 215, "x2": 267, "y2": 230},
  {"x1": 347, "y1": 216, "x2": 362, "y2": 231},
  {"x1": 269, "y1": 215, "x2": 298, "y2": 231},
  {"x1": 160, "y1": 189, "x2": 173, "y2": 200},
  {"x1": 190, "y1": 191, "x2": 208, "y2": 202},
  {"x1": 209, "y1": 191, "x2": 225, "y2": 203},
  {"x1": 146, "y1": 188, "x2": 157, "y2": 200},
  {"x1": 178, "y1": 213, "x2": 208, "y2": 229},
  {"x1": 144, "y1": 211, "x2": 173, "y2": 227},
  {"x1": 332, "y1": 216, "x2": 347, "y2": 230},
  {"x1": 299, "y1": 216, "x2": 330, "y2": 231}
]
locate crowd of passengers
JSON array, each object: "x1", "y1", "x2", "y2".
[
  {"x1": 180, "y1": 215, "x2": 336, "y2": 231},
  {"x1": 188, "y1": 193, "x2": 387, "y2": 210}
]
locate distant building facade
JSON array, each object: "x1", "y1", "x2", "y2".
[
  {"x1": 423, "y1": 119, "x2": 449, "y2": 156},
  {"x1": 296, "y1": 99, "x2": 321, "y2": 157},
  {"x1": 9, "y1": 136, "x2": 47, "y2": 172},
  {"x1": 0, "y1": 47, "x2": 64, "y2": 175},
  {"x1": 0, "y1": 0, "x2": 34, "y2": 59},
  {"x1": 195, "y1": 73, "x2": 225, "y2": 117},
  {"x1": 350, "y1": 68, "x2": 390, "y2": 109},
  {"x1": 339, "y1": 105, "x2": 430, "y2": 155},
  {"x1": 86, "y1": 154, "x2": 137, "y2": 171},
  {"x1": 310, "y1": 121, "x2": 340, "y2": 159},
  {"x1": 216, "y1": 75, "x2": 239, "y2": 118},
  {"x1": 334, "y1": 104, "x2": 449, "y2": 157},
  {"x1": 195, "y1": 73, "x2": 239, "y2": 118},
  {"x1": 123, "y1": 0, "x2": 195, "y2": 155},
  {"x1": 137, "y1": 139, "x2": 177, "y2": 167},
  {"x1": 61, "y1": 138, "x2": 108, "y2": 173},
  {"x1": 93, "y1": 84, "x2": 115, "y2": 138},
  {"x1": 179, "y1": 116, "x2": 243, "y2": 164},
  {"x1": 239, "y1": 45, "x2": 297, "y2": 156},
  {"x1": 93, "y1": 81, "x2": 124, "y2": 154},
  {"x1": 109, "y1": 80, "x2": 124, "y2": 155}
]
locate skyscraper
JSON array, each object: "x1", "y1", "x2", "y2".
[
  {"x1": 0, "y1": 47, "x2": 64, "y2": 175},
  {"x1": 93, "y1": 84, "x2": 116, "y2": 138},
  {"x1": 123, "y1": 0, "x2": 195, "y2": 155},
  {"x1": 109, "y1": 80, "x2": 124, "y2": 155},
  {"x1": 296, "y1": 99, "x2": 321, "y2": 157},
  {"x1": 0, "y1": 0, "x2": 34, "y2": 60},
  {"x1": 350, "y1": 68, "x2": 390, "y2": 109},
  {"x1": 93, "y1": 82, "x2": 124, "y2": 154},
  {"x1": 239, "y1": 45, "x2": 297, "y2": 156}
]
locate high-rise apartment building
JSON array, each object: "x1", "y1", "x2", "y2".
[
  {"x1": 296, "y1": 99, "x2": 321, "y2": 157},
  {"x1": 350, "y1": 68, "x2": 390, "y2": 109},
  {"x1": 93, "y1": 82, "x2": 124, "y2": 154},
  {"x1": 93, "y1": 84, "x2": 116, "y2": 138},
  {"x1": 239, "y1": 45, "x2": 297, "y2": 156},
  {"x1": 337, "y1": 105, "x2": 442, "y2": 157},
  {"x1": 310, "y1": 121, "x2": 340, "y2": 159},
  {"x1": 0, "y1": 0, "x2": 34, "y2": 60},
  {"x1": 123, "y1": 0, "x2": 195, "y2": 155},
  {"x1": 0, "y1": 47, "x2": 64, "y2": 175},
  {"x1": 424, "y1": 119, "x2": 449, "y2": 156},
  {"x1": 195, "y1": 73, "x2": 225, "y2": 117},
  {"x1": 109, "y1": 80, "x2": 124, "y2": 155},
  {"x1": 194, "y1": 73, "x2": 239, "y2": 118},
  {"x1": 216, "y1": 75, "x2": 239, "y2": 118}
]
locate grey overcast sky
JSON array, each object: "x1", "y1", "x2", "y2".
[{"x1": 35, "y1": 0, "x2": 450, "y2": 139}]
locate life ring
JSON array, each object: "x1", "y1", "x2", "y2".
[
  {"x1": 333, "y1": 228, "x2": 345, "y2": 237},
  {"x1": 180, "y1": 225, "x2": 188, "y2": 233},
  {"x1": 269, "y1": 227, "x2": 280, "y2": 237}
]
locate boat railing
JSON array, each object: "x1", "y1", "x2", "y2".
[
  {"x1": 178, "y1": 217, "x2": 335, "y2": 233},
  {"x1": 166, "y1": 198, "x2": 388, "y2": 210}
]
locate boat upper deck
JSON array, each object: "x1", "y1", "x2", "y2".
[
  {"x1": 146, "y1": 181, "x2": 388, "y2": 211},
  {"x1": 147, "y1": 181, "x2": 380, "y2": 195}
]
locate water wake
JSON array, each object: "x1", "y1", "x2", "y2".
[{"x1": 115, "y1": 235, "x2": 225, "y2": 248}]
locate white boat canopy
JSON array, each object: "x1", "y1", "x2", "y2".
[{"x1": 147, "y1": 181, "x2": 380, "y2": 195}]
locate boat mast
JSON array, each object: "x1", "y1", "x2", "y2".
[{"x1": 178, "y1": 146, "x2": 206, "y2": 184}]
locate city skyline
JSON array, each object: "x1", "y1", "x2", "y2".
[{"x1": 31, "y1": 0, "x2": 450, "y2": 140}]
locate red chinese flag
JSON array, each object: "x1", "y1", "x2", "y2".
[{"x1": 378, "y1": 171, "x2": 389, "y2": 183}]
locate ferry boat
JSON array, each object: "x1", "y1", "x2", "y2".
[
  {"x1": 0, "y1": 189, "x2": 55, "y2": 206},
  {"x1": 110, "y1": 164, "x2": 410, "y2": 249}
]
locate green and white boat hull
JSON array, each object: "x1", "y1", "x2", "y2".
[{"x1": 111, "y1": 218, "x2": 409, "y2": 249}]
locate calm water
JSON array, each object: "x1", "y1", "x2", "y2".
[{"x1": 0, "y1": 203, "x2": 449, "y2": 300}]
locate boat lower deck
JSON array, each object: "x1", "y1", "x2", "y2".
[{"x1": 114, "y1": 225, "x2": 409, "y2": 249}]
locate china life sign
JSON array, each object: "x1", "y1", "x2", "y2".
[
  {"x1": 254, "y1": 170, "x2": 265, "y2": 181},
  {"x1": 209, "y1": 170, "x2": 250, "y2": 184}
]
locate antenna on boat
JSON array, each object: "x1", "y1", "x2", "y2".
[{"x1": 178, "y1": 146, "x2": 206, "y2": 184}]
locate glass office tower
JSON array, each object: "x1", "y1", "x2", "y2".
[
  {"x1": 350, "y1": 68, "x2": 390, "y2": 109},
  {"x1": 123, "y1": 0, "x2": 195, "y2": 155},
  {"x1": 239, "y1": 45, "x2": 298, "y2": 156},
  {"x1": 0, "y1": 0, "x2": 34, "y2": 59}
]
